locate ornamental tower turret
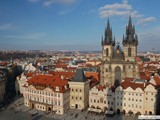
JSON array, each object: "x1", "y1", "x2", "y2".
[{"x1": 101, "y1": 19, "x2": 115, "y2": 62}]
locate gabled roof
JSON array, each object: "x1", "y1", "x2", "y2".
[
  {"x1": 72, "y1": 68, "x2": 87, "y2": 82},
  {"x1": 27, "y1": 74, "x2": 69, "y2": 93}
]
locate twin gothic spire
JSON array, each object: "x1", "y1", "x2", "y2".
[
  {"x1": 101, "y1": 19, "x2": 115, "y2": 46},
  {"x1": 101, "y1": 16, "x2": 138, "y2": 46}
]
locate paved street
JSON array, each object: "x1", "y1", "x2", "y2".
[{"x1": 0, "y1": 97, "x2": 139, "y2": 120}]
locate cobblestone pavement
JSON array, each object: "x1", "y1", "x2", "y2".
[{"x1": 0, "y1": 97, "x2": 139, "y2": 120}]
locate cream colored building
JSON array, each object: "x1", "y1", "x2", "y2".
[
  {"x1": 89, "y1": 85, "x2": 115, "y2": 113},
  {"x1": 23, "y1": 74, "x2": 70, "y2": 114},
  {"x1": 101, "y1": 17, "x2": 139, "y2": 86},
  {"x1": 88, "y1": 79, "x2": 157, "y2": 115},
  {"x1": 115, "y1": 79, "x2": 157, "y2": 115},
  {"x1": 69, "y1": 68, "x2": 90, "y2": 110},
  {"x1": 17, "y1": 73, "x2": 28, "y2": 95}
]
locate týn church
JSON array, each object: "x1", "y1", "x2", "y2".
[{"x1": 100, "y1": 16, "x2": 140, "y2": 86}]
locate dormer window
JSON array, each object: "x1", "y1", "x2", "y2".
[{"x1": 55, "y1": 86, "x2": 59, "y2": 91}]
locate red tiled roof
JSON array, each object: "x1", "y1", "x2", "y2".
[
  {"x1": 27, "y1": 74, "x2": 69, "y2": 93},
  {"x1": 48, "y1": 71, "x2": 75, "y2": 79},
  {"x1": 139, "y1": 72, "x2": 150, "y2": 80},
  {"x1": 85, "y1": 72, "x2": 100, "y2": 81},
  {"x1": 121, "y1": 80, "x2": 145, "y2": 90},
  {"x1": 24, "y1": 71, "x2": 38, "y2": 78},
  {"x1": 154, "y1": 75, "x2": 160, "y2": 85},
  {"x1": 121, "y1": 79, "x2": 155, "y2": 90},
  {"x1": 96, "y1": 85, "x2": 107, "y2": 91}
]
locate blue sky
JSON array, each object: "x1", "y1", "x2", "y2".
[{"x1": 0, "y1": 0, "x2": 160, "y2": 51}]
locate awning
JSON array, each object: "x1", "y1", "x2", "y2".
[
  {"x1": 88, "y1": 108, "x2": 102, "y2": 113},
  {"x1": 105, "y1": 110, "x2": 114, "y2": 115}
]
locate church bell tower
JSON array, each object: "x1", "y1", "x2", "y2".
[{"x1": 123, "y1": 16, "x2": 138, "y2": 62}]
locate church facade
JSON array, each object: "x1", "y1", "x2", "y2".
[{"x1": 101, "y1": 16, "x2": 140, "y2": 86}]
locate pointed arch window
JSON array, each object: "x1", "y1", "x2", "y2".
[
  {"x1": 106, "y1": 48, "x2": 109, "y2": 56},
  {"x1": 128, "y1": 48, "x2": 131, "y2": 57}
]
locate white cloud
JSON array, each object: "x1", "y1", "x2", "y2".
[
  {"x1": 137, "y1": 17, "x2": 157, "y2": 25},
  {"x1": 98, "y1": 0, "x2": 131, "y2": 18},
  {"x1": 98, "y1": 0, "x2": 156, "y2": 25},
  {"x1": 0, "y1": 23, "x2": 13, "y2": 31},
  {"x1": 99, "y1": 3, "x2": 131, "y2": 11}
]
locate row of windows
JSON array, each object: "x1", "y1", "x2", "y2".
[
  {"x1": 116, "y1": 102, "x2": 142, "y2": 108},
  {"x1": 25, "y1": 95, "x2": 61, "y2": 105},
  {"x1": 146, "y1": 97, "x2": 154, "y2": 101},
  {"x1": 117, "y1": 92, "x2": 142, "y2": 96},
  {"x1": 71, "y1": 89, "x2": 82, "y2": 92},
  {"x1": 25, "y1": 89, "x2": 61, "y2": 97},
  {"x1": 90, "y1": 99, "x2": 114, "y2": 105},
  {"x1": 71, "y1": 96, "x2": 82, "y2": 100},
  {"x1": 37, "y1": 105, "x2": 45, "y2": 110},
  {"x1": 117, "y1": 92, "x2": 155, "y2": 96}
]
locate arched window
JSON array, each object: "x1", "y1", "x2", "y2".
[
  {"x1": 128, "y1": 48, "x2": 131, "y2": 57},
  {"x1": 106, "y1": 48, "x2": 109, "y2": 56}
]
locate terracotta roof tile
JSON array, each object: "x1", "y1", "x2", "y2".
[{"x1": 27, "y1": 74, "x2": 69, "y2": 93}]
